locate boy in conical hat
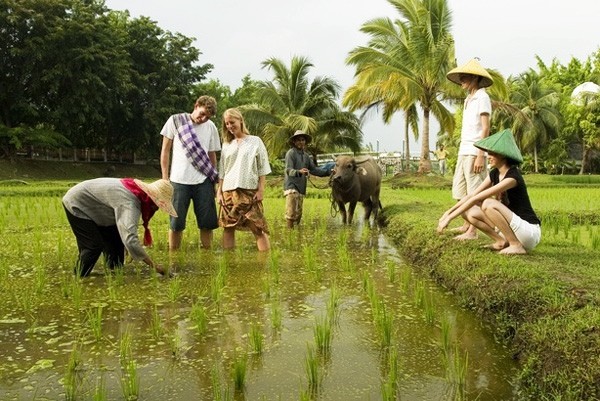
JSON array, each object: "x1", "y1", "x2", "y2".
[
  {"x1": 437, "y1": 129, "x2": 541, "y2": 254},
  {"x1": 446, "y1": 58, "x2": 493, "y2": 240},
  {"x1": 63, "y1": 178, "x2": 177, "y2": 276}
]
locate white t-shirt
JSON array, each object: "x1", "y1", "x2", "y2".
[
  {"x1": 160, "y1": 113, "x2": 221, "y2": 185},
  {"x1": 458, "y1": 88, "x2": 491, "y2": 156},
  {"x1": 219, "y1": 135, "x2": 271, "y2": 191}
]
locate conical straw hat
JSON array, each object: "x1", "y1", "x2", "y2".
[
  {"x1": 447, "y1": 58, "x2": 493, "y2": 88},
  {"x1": 134, "y1": 179, "x2": 178, "y2": 217},
  {"x1": 289, "y1": 130, "x2": 312, "y2": 145},
  {"x1": 474, "y1": 129, "x2": 523, "y2": 163}
]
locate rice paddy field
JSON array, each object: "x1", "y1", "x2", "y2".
[{"x1": 0, "y1": 171, "x2": 599, "y2": 400}]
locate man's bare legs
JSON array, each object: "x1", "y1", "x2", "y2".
[
  {"x1": 200, "y1": 229, "x2": 213, "y2": 249},
  {"x1": 169, "y1": 230, "x2": 183, "y2": 251}
]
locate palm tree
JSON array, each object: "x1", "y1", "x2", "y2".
[
  {"x1": 241, "y1": 56, "x2": 362, "y2": 160},
  {"x1": 344, "y1": 0, "x2": 455, "y2": 173},
  {"x1": 509, "y1": 69, "x2": 562, "y2": 172}
]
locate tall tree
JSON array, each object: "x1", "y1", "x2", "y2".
[
  {"x1": 509, "y1": 70, "x2": 562, "y2": 172},
  {"x1": 345, "y1": 0, "x2": 455, "y2": 173},
  {"x1": 242, "y1": 56, "x2": 362, "y2": 159}
]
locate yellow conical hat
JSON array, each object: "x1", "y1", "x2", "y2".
[{"x1": 447, "y1": 58, "x2": 493, "y2": 88}]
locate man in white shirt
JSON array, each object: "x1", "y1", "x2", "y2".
[
  {"x1": 446, "y1": 58, "x2": 493, "y2": 240},
  {"x1": 160, "y1": 95, "x2": 221, "y2": 250}
]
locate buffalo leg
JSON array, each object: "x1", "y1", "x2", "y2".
[
  {"x1": 347, "y1": 202, "x2": 357, "y2": 224},
  {"x1": 338, "y1": 202, "x2": 348, "y2": 224}
]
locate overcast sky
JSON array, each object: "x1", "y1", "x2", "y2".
[{"x1": 104, "y1": 0, "x2": 600, "y2": 154}]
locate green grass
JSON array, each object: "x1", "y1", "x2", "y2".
[
  {"x1": 1, "y1": 169, "x2": 600, "y2": 399},
  {"x1": 382, "y1": 177, "x2": 600, "y2": 400}
]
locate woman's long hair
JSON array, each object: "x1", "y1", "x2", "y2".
[{"x1": 221, "y1": 108, "x2": 250, "y2": 143}]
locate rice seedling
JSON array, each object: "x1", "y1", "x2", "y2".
[
  {"x1": 313, "y1": 314, "x2": 333, "y2": 354},
  {"x1": 268, "y1": 248, "x2": 281, "y2": 285},
  {"x1": 326, "y1": 284, "x2": 341, "y2": 324},
  {"x1": 167, "y1": 275, "x2": 182, "y2": 302},
  {"x1": 119, "y1": 327, "x2": 133, "y2": 366},
  {"x1": 68, "y1": 275, "x2": 83, "y2": 309},
  {"x1": 149, "y1": 305, "x2": 163, "y2": 340},
  {"x1": 169, "y1": 328, "x2": 184, "y2": 360},
  {"x1": 190, "y1": 299, "x2": 209, "y2": 336},
  {"x1": 304, "y1": 344, "x2": 322, "y2": 391},
  {"x1": 86, "y1": 305, "x2": 103, "y2": 342},
  {"x1": 248, "y1": 323, "x2": 264, "y2": 354},
  {"x1": 104, "y1": 271, "x2": 118, "y2": 301},
  {"x1": 303, "y1": 245, "x2": 319, "y2": 277},
  {"x1": 113, "y1": 264, "x2": 126, "y2": 286},
  {"x1": 262, "y1": 276, "x2": 272, "y2": 300},
  {"x1": 269, "y1": 297, "x2": 283, "y2": 331},
  {"x1": 63, "y1": 343, "x2": 82, "y2": 401},
  {"x1": 413, "y1": 280, "x2": 426, "y2": 309},
  {"x1": 375, "y1": 300, "x2": 394, "y2": 347},
  {"x1": 231, "y1": 352, "x2": 248, "y2": 392},
  {"x1": 211, "y1": 364, "x2": 231, "y2": 401},
  {"x1": 399, "y1": 268, "x2": 411, "y2": 293},
  {"x1": 337, "y1": 246, "x2": 354, "y2": 273},
  {"x1": 445, "y1": 345, "x2": 469, "y2": 401},
  {"x1": 33, "y1": 264, "x2": 47, "y2": 294},
  {"x1": 120, "y1": 358, "x2": 139, "y2": 401},
  {"x1": 381, "y1": 260, "x2": 395, "y2": 284},
  {"x1": 423, "y1": 295, "x2": 436, "y2": 325},
  {"x1": 93, "y1": 375, "x2": 107, "y2": 401},
  {"x1": 380, "y1": 347, "x2": 400, "y2": 401}
]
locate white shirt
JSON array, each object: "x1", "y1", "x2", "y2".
[
  {"x1": 160, "y1": 113, "x2": 221, "y2": 185},
  {"x1": 219, "y1": 135, "x2": 271, "y2": 191},
  {"x1": 458, "y1": 88, "x2": 491, "y2": 156}
]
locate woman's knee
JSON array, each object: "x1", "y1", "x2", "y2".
[{"x1": 481, "y1": 198, "x2": 501, "y2": 212}]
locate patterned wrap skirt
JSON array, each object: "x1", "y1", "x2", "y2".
[{"x1": 219, "y1": 188, "x2": 269, "y2": 235}]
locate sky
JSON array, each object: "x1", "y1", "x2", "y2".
[{"x1": 104, "y1": 0, "x2": 600, "y2": 155}]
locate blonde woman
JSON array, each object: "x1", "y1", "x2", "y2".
[{"x1": 216, "y1": 108, "x2": 271, "y2": 251}]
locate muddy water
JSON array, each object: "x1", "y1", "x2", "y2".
[{"x1": 0, "y1": 200, "x2": 518, "y2": 400}]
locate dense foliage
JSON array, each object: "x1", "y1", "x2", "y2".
[{"x1": 1, "y1": 0, "x2": 600, "y2": 172}]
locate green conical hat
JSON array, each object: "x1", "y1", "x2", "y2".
[
  {"x1": 474, "y1": 129, "x2": 523, "y2": 163},
  {"x1": 447, "y1": 58, "x2": 493, "y2": 88}
]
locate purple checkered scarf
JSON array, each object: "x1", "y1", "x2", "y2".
[{"x1": 175, "y1": 113, "x2": 218, "y2": 183}]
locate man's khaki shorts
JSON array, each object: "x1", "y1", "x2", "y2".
[{"x1": 452, "y1": 155, "x2": 487, "y2": 200}]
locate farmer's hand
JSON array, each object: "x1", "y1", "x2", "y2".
[{"x1": 154, "y1": 264, "x2": 173, "y2": 278}]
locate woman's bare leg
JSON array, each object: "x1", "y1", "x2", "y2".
[
  {"x1": 223, "y1": 228, "x2": 235, "y2": 249},
  {"x1": 255, "y1": 232, "x2": 270, "y2": 251},
  {"x1": 481, "y1": 199, "x2": 526, "y2": 254}
]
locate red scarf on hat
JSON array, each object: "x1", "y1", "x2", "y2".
[{"x1": 120, "y1": 178, "x2": 158, "y2": 246}]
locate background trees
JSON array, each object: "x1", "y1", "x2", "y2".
[
  {"x1": 1, "y1": 0, "x2": 599, "y2": 172},
  {"x1": 344, "y1": 0, "x2": 455, "y2": 173}
]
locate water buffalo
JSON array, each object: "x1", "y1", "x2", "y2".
[{"x1": 330, "y1": 155, "x2": 382, "y2": 224}]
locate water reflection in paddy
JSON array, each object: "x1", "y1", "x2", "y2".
[{"x1": 0, "y1": 199, "x2": 518, "y2": 400}]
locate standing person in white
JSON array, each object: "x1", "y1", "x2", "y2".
[
  {"x1": 446, "y1": 58, "x2": 493, "y2": 240},
  {"x1": 160, "y1": 95, "x2": 221, "y2": 250},
  {"x1": 216, "y1": 108, "x2": 271, "y2": 251}
]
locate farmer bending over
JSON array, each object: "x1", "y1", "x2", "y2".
[{"x1": 62, "y1": 178, "x2": 177, "y2": 276}]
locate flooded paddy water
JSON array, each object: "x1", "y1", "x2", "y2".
[{"x1": 0, "y1": 193, "x2": 519, "y2": 400}]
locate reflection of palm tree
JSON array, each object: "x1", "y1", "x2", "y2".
[
  {"x1": 344, "y1": 0, "x2": 455, "y2": 173},
  {"x1": 241, "y1": 56, "x2": 362, "y2": 160},
  {"x1": 509, "y1": 70, "x2": 561, "y2": 172}
]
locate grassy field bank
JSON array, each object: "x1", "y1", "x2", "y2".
[{"x1": 381, "y1": 173, "x2": 600, "y2": 400}]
